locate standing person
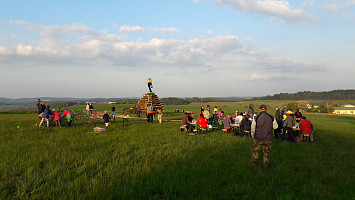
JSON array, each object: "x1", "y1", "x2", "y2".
[
  {"x1": 62, "y1": 108, "x2": 73, "y2": 127},
  {"x1": 89, "y1": 103, "x2": 94, "y2": 114},
  {"x1": 251, "y1": 104, "x2": 278, "y2": 168},
  {"x1": 157, "y1": 109, "x2": 163, "y2": 124},
  {"x1": 86, "y1": 103, "x2": 90, "y2": 114},
  {"x1": 39, "y1": 106, "x2": 53, "y2": 128},
  {"x1": 37, "y1": 99, "x2": 42, "y2": 120},
  {"x1": 279, "y1": 107, "x2": 286, "y2": 119},
  {"x1": 247, "y1": 105, "x2": 254, "y2": 116},
  {"x1": 146, "y1": 102, "x2": 154, "y2": 122},
  {"x1": 274, "y1": 107, "x2": 282, "y2": 139},
  {"x1": 52, "y1": 109, "x2": 61, "y2": 127},
  {"x1": 206, "y1": 105, "x2": 210, "y2": 112},
  {"x1": 200, "y1": 106, "x2": 204, "y2": 114},
  {"x1": 203, "y1": 108, "x2": 210, "y2": 122},
  {"x1": 214, "y1": 106, "x2": 218, "y2": 114},
  {"x1": 147, "y1": 78, "x2": 153, "y2": 92},
  {"x1": 136, "y1": 103, "x2": 141, "y2": 118},
  {"x1": 111, "y1": 105, "x2": 116, "y2": 122},
  {"x1": 294, "y1": 109, "x2": 303, "y2": 122},
  {"x1": 103, "y1": 111, "x2": 111, "y2": 128}
]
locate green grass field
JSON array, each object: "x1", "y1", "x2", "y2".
[{"x1": 0, "y1": 102, "x2": 354, "y2": 199}]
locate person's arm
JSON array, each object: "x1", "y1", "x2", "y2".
[
  {"x1": 251, "y1": 120, "x2": 256, "y2": 138},
  {"x1": 311, "y1": 123, "x2": 313, "y2": 131}
]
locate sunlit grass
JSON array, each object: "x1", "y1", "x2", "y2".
[{"x1": 0, "y1": 103, "x2": 354, "y2": 199}]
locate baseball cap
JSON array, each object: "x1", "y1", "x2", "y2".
[{"x1": 259, "y1": 104, "x2": 267, "y2": 110}]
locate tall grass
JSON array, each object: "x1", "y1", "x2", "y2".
[{"x1": 0, "y1": 103, "x2": 354, "y2": 199}]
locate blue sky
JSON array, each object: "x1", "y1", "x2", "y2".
[{"x1": 0, "y1": 0, "x2": 354, "y2": 98}]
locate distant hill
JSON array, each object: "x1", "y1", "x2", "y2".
[{"x1": 250, "y1": 89, "x2": 355, "y2": 100}]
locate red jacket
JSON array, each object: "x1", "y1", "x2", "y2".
[
  {"x1": 53, "y1": 111, "x2": 60, "y2": 120},
  {"x1": 300, "y1": 119, "x2": 313, "y2": 134},
  {"x1": 197, "y1": 117, "x2": 207, "y2": 128}
]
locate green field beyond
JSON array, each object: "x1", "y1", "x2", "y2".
[{"x1": 0, "y1": 103, "x2": 354, "y2": 199}]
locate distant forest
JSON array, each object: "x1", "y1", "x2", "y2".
[{"x1": 251, "y1": 89, "x2": 355, "y2": 100}]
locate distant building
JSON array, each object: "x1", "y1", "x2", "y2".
[
  {"x1": 343, "y1": 104, "x2": 355, "y2": 107},
  {"x1": 333, "y1": 107, "x2": 355, "y2": 115}
]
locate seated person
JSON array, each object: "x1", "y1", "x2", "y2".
[
  {"x1": 240, "y1": 114, "x2": 252, "y2": 134},
  {"x1": 283, "y1": 113, "x2": 296, "y2": 141},
  {"x1": 196, "y1": 114, "x2": 208, "y2": 130},
  {"x1": 223, "y1": 114, "x2": 232, "y2": 132},
  {"x1": 182, "y1": 112, "x2": 193, "y2": 132},
  {"x1": 299, "y1": 116, "x2": 314, "y2": 142}
]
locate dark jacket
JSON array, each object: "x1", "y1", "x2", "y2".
[
  {"x1": 103, "y1": 114, "x2": 110, "y2": 123},
  {"x1": 182, "y1": 114, "x2": 189, "y2": 125},
  {"x1": 283, "y1": 115, "x2": 296, "y2": 128},
  {"x1": 111, "y1": 106, "x2": 115, "y2": 111},
  {"x1": 240, "y1": 117, "x2": 252, "y2": 131},
  {"x1": 253, "y1": 111, "x2": 275, "y2": 141},
  {"x1": 42, "y1": 109, "x2": 53, "y2": 119}
]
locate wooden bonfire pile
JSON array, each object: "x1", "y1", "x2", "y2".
[{"x1": 138, "y1": 93, "x2": 164, "y2": 113}]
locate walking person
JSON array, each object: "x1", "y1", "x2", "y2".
[
  {"x1": 251, "y1": 104, "x2": 278, "y2": 168},
  {"x1": 39, "y1": 106, "x2": 53, "y2": 128},
  {"x1": 136, "y1": 103, "x2": 141, "y2": 118}
]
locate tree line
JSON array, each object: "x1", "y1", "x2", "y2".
[{"x1": 251, "y1": 89, "x2": 355, "y2": 100}]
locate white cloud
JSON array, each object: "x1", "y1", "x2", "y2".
[
  {"x1": 119, "y1": 25, "x2": 144, "y2": 33},
  {"x1": 248, "y1": 72, "x2": 295, "y2": 81},
  {"x1": 150, "y1": 27, "x2": 180, "y2": 33},
  {"x1": 203, "y1": 0, "x2": 317, "y2": 24},
  {"x1": 1, "y1": 20, "x2": 326, "y2": 79}
]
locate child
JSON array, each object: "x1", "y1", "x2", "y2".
[
  {"x1": 103, "y1": 111, "x2": 110, "y2": 127},
  {"x1": 39, "y1": 105, "x2": 52, "y2": 127},
  {"x1": 157, "y1": 109, "x2": 163, "y2": 124},
  {"x1": 52, "y1": 109, "x2": 61, "y2": 127},
  {"x1": 62, "y1": 108, "x2": 73, "y2": 127}
]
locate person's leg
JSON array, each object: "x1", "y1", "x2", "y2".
[
  {"x1": 252, "y1": 139, "x2": 261, "y2": 165},
  {"x1": 45, "y1": 118, "x2": 50, "y2": 127},
  {"x1": 310, "y1": 133, "x2": 314, "y2": 142},
  {"x1": 262, "y1": 141, "x2": 272, "y2": 168},
  {"x1": 39, "y1": 118, "x2": 45, "y2": 127}
]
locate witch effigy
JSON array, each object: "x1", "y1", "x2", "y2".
[{"x1": 147, "y1": 78, "x2": 153, "y2": 93}]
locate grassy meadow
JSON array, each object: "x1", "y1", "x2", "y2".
[{"x1": 0, "y1": 102, "x2": 354, "y2": 199}]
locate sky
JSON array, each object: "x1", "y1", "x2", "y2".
[{"x1": 0, "y1": 0, "x2": 354, "y2": 98}]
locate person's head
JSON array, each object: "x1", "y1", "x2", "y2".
[
  {"x1": 104, "y1": 111, "x2": 107, "y2": 114},
  {"x1": 302, "y1": 116, "x2": 306, "y2": 120},
  {"x1": 276, "y1": 107, "x2": 279, "y2": 110},
  {"x1": 38, "y1": 99, "x2": 40, "y2": 102},
  {"x1": 65, "y1": 108, "x2": 68, "y2": 111},
  {"x1": 200, "y1": 114, "x2": 204, "y2": 117},
  {"x1": 112, "y1": 105, "x2": 114, "y2": 107},
  {"x1": 246, "y1": 114, "x2": 250, "y2": 119},
  {"x1": 215, "y1": 106, "x2": 217, "y2": 108},
  {"x1": 46, "y1": 105, "x2": 50, "y2": 110},
  {"x1": 280, "y1": 107, "x2": 283, "y2": 110},
  {"x1": 53, "y1": 108, "x2": 55, "y2": 111},
  {"x1": 221, "y1": 111, "x2": 224, "y2": 114},
  {"x1": 259, "y1": 104, "x2": 267, "y2": 112},
  {"x1": 296, "y1": 108, "x2": 300, "y2": 112}
]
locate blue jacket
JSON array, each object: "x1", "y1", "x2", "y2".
[{"x1": 42, "y1": 109, "x2": 53, "y2": 119}]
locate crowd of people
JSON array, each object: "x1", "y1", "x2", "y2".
[{"x1": 37, "y1": 99, "x2": 73, "y2": 128}]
